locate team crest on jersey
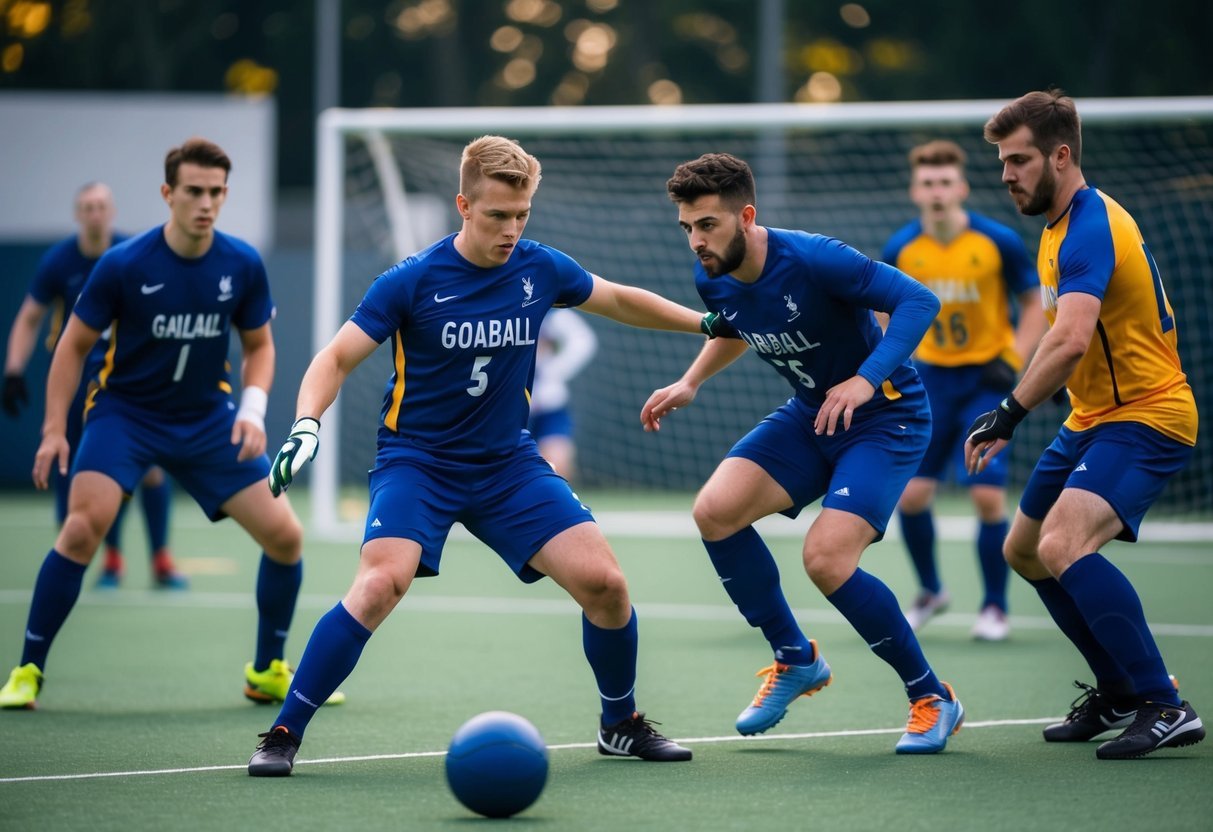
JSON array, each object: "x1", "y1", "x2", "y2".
[
  {"x1": 521, "y1": 276, "x2": 540, "y2": 307},
  {"x1": 784, "y1": 294, "x2": 800, "y2": 322},
  {"x1": 218, "y1": 275, "x2": 234, "y2": 302}
]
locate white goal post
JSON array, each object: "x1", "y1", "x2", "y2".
[{"x1": 312, "y1": 97, "x2": 1213, "y2": 540}]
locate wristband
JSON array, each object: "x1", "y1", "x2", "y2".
[
  {"x1": 1001, "y1": 393, "x2": 1029, "y2": 424},
  {"x1": 236, "y1": 385, "x2": 269, "y2": 431}
]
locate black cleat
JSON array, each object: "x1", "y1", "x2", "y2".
[
  {"x1": 1043, "y1": 681, "x2": 1137, "y2": 742},
  {"x1": 1096, "y1": 700, "x2": 1205, "y2": 760},
  {"x1": 248, "y1": 726, "x2": 301, "y2": 776},
  {"x1": 597, "y1": 712, "x2": 692, "y2": 762}
]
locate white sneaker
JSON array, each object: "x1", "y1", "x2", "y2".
[
  {"x1": 970, "y1": 605, "x2": 1010, "y2": 641},
  {"x1": 904, "y1": 589, "x2": 951, "y2": 632}
]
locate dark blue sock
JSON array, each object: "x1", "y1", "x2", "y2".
[
  {"x1": 898, "y1": 509, "x2": 940, "y2": 594},
  {"x1": 827, "y1": 569, "x2": 946, "y2": 701},
  {"x1": 583, "y1": 608, "x2": 638, "y2": 725},
  {"x1": 1028, "y1": 575, "x2": 1131, "y2": 693},
  {"x1": 977, "y1": 519, "x2": 1009, "y2": 611},
  {"x1": 274, "y1": 603, "x2": 371, "y2": 738},
  {"x1": 703, "y1": 528, "x2": 812, "y2": 664},
  {"x1": 140, "y1": 478, "x2": 172, "y2": 554},
  {"x1": 20, "y1": 550, "x2": 87, "y2": 670},
  {"x1": 1059, "y1": 554, "x2": 1179, "y2": 705},
  {"x1": 104, "y1": 500, "x2": 129, "y2": 550},
  {"x1": 254, "y1": 554, "x2": 302, "y2": 671}
]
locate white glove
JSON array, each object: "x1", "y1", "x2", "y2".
[{"x1": 269, "y1": 417, "x2": 320, "y2": 497}]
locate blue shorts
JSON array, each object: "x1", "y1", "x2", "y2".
[
  {"x1": 365, "y1": 434, "x2": 595, "y2": 582},
  {"x1": 1019, "y1": 422, "x2": 1194, "y2": 542},
  {"x1": 527, "y1": 407, "x2": 573, "y2": 442},
  {"x1": 915, "y1": 362, "x2": 1009, "y2": 487},
  {"x1": 74, "y1": 397, "x2": 269, "y2": 521},
  {"x1": 727, "y1": 394, "x2": 931, "y2": 539}
]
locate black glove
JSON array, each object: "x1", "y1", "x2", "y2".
[
  {"x1": 700, "y1": 311, "x2": 738, "y2": 339},
  {"x1": 966, "y1": 394, "x2": 1029, "y2": 446},
  {"x1": 2, "y1": 373, "x2": 28, "y2": 417},
  {"x1": 978, "y1": 357, "x2": 1017, "y2": 391}
]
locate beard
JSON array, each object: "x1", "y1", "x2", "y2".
[
  {"x1": 1013, "y1": 164, "x2": 1057, "y2": 216},
  {"x1": 702, "y1": 227, "x2": 748, "y2": 278}
]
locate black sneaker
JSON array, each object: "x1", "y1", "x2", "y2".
[
  {"x1": 1096, "y1": 700, "x2": 1206, "y2": 760},
  {"x1": 598, "y1": 712, "x2": 692, "y2": 762},
  {"x1": 1042, "y1": 681, "x2": 1137, "y2": 742},
  {"x1": 248, "y1": 726, "x2": 301, "y2": 776}
]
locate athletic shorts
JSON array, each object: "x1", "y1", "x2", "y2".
[
  {"x1": 526, "y1": 407, "x2": 574, "y2": 443},
  {"x1": 73, "y1": 397, "x2": 269, "y2": 521},
  {"x1": 727, "y1": 393, "x2": 931, "y2": 539},
  {"x1": 1019, "y1": 421, "x2": 1194, "y2": 542},
  {"x1": 364, "y1": 433, "x2": 595, "y2": 583},
  {"x1": 915, "y1": 362, "x2": 1009, "y2": 487}
]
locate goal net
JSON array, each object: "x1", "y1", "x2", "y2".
[{"x1": 313, "y1": 98, "x2": 1213, "y2": 538}]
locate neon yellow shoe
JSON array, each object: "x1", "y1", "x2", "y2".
[
  {"x1": 0, "y1": 663, "x2": 44, "y2": 710},
  {"x1": 243, "y1": 659, "x2": 345, "y2": 706}
]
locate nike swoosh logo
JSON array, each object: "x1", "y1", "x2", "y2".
[
  {"x1": 723, "y1": 310, "x2": 738, "y2": 320},
  {"x1": 141, "y1": 283, "x2": 165, "y2": 295},
  {"x1": 434, "y1": 293, "x2": 458, "y2": 303},
  {"x1": 521, "y1": 299, "x2": 542, "y2": 307}
]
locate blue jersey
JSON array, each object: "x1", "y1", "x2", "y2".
[
  {"x1": 696, "y1": 228, "x2": 939, "y2": 413},
  {"x1": 71, "y1": 227, "x2": 274, "y2": 416},
  {"x1": 28, "y1": 233, "x2": 129, "y2": 375},
  {"x1": 350, "y1": 234, "x2": 594, "y2": 461}
]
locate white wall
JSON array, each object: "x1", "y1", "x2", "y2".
[{"x1": 0, "y1": 92, "x2": 276, "y2": 251}]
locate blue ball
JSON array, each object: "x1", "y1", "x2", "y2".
[{"x1": 445, "y1": 711, "x2": 549, "y2": 818}]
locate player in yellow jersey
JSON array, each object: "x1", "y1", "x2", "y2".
[
  {"x1": 970, "y1": 89, "x2": 1203, "y2": 760},
  {"x1": 883, "y1": 140, "x2": 1046, "y2": 640}
]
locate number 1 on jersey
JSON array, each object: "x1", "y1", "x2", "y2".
[{"x1": 172, "y1": 344, "x2": 190, "y2": 382}]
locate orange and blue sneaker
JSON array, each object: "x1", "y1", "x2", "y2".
[
  {"x1": 735, "y1": 640, "x2": 833, "y2": 735},
  {"x1": 243, "y1": 659, "x2": 346, "y2": 706},
  {"x1": 895, "y1": 681, "x2": 964, "y2": 754},
  {"x1": 0, "y1": 663, "x2": 44, "y2": 710}
]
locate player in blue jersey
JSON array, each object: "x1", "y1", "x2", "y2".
[
  {"x1": 0, "y1": 139, "x2": 335, "y2": 712},
  {"x1": 882, "y1": 140, "x2": 1046, "y2": 640},
  {"x1": 247, "y1": 135, "x2": 718, "y2": 775},
  {"x1": 971, "y1": 90, "x2": 1203, "y2": 759},
  {"x1": 3, "y1": 183, "x2": 185, "y2": 590},
  {"x1": 643, "y1": 152, "x2": 963, "y2": 754}
]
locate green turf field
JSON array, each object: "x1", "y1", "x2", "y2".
[{"x1": 1, "y1": 490, "x2": 1210, "y2": 830}]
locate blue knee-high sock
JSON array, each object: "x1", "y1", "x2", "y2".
[
  {"x1": 274, "y1": 602, "x2": 371, "y2": 738},
  {"x1": 140, "y1": 478, "x2": 172, "y2": 554},
  {"x1": 254, "y1": 554, "x2": 302, "y2": 671},
  {"x1": 1059, "y1": 554, "x2": 1179, "y2": 705},
  {"x1": 898, "y1": 510, "x2": 940, "y2": 594},
  {"x1": 104, "y1": 500, "x2": 129, "y2": 550},
  {"x1": 583, "y1": 608, "x2": 638, "y2": 725},
  {"x1": 827, "y1": 569, "x2": 947, "y2": 701},
  {"x1": 20, "y1": 550, "x2": 87, "y2": 670},
  {"x1": 1027, "y1": 575, "x2": 1132, "y2": 695},
  {"x1": 977, "y1": 519, "x2": 1009, "y2": 611},
  {"x1": 703, "y1": 528, "x2": 812, "y2": 664}
]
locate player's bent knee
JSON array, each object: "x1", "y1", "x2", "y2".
[
  {"x1": 260, "y1": 512, "x2": 304, "y2": 562},
  {"x1": 691, "y1": 495, "x2": 742, "y2": 539},
  {"x1": 56, "y1": 513, "x2": 105, "y2": 562}
]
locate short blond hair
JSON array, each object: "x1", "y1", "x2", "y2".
[
  {"x1": 459, "y1": 135, "x2": 542, "y2": 199},
  {"x1": 908, "y1": 139, "x2": 966, "y2": 172}
]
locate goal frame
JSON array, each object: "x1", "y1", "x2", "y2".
[{"x1": 312, "y1": 96, "x2": 1213, "y2": 539}]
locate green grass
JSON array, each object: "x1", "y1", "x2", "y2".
[{"x1": 0, "y1": 489, "x2": 1210, "y2": 831}]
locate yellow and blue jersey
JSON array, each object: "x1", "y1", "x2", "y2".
[
  {"x1": 1038, "y1": 187, "x2": 1196, "y2": 445},
  {"x1": 350, "y1": 234, "x2": 594, "y2": 461},
  {"x1": 71, "y1": 227, "x2": 274, "y2": 416},
  {"x1": 882, "y1": 212, "x2": 1038, "y2": 368}
]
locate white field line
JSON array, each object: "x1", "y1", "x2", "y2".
[
  {"x1": 0, "y1": 717, "x2": 1058, "y2": 784},
  {"x1": 0, "y1": 590, "x2": 1210, "y2": 638}
]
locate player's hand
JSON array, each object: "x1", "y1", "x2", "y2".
[
  {"x1": 978, "y1": 357, "x2": 1017, "y2": 391},
  {"x1": 32, "y1": 432, "x2": 70, "y2": 490},
  {"x1": 700, "y1": 312, "x2": 734, "y2": 339},
  {"x1": 269, "y1": 417, "x2": 320, "y2": 496},
  {"x1": 2, "y1": 373, "x2": 28, "y2": 417},
  {"x1": 232, "y1": 415, "x2": 267, "y2": 462},
  {"x1": 964, "y1": 395, "x2": 1028, "y2": 475},
  {"x1": 814, "y1": 376, "x2": 876, "y2": 436},
  {"x1": 641, "y1": 380, "x2": 698, "y2": 432}
]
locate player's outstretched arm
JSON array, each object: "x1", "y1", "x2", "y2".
[
  {"x1": 32, "y1": 315, "x2": 100, "y2": 489},
  {"x1": 3, "y1": 296, "x2": 48, "y2": 417},
  {"x1": 578, "y1": 275, "x2": 708, "y2": 334},
  {"x1": 641, "y1": 338, "x2": 748, "y2": 432},
  {"x1": 268, "y1": 322, "x2": 378, "y2": 496}
]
